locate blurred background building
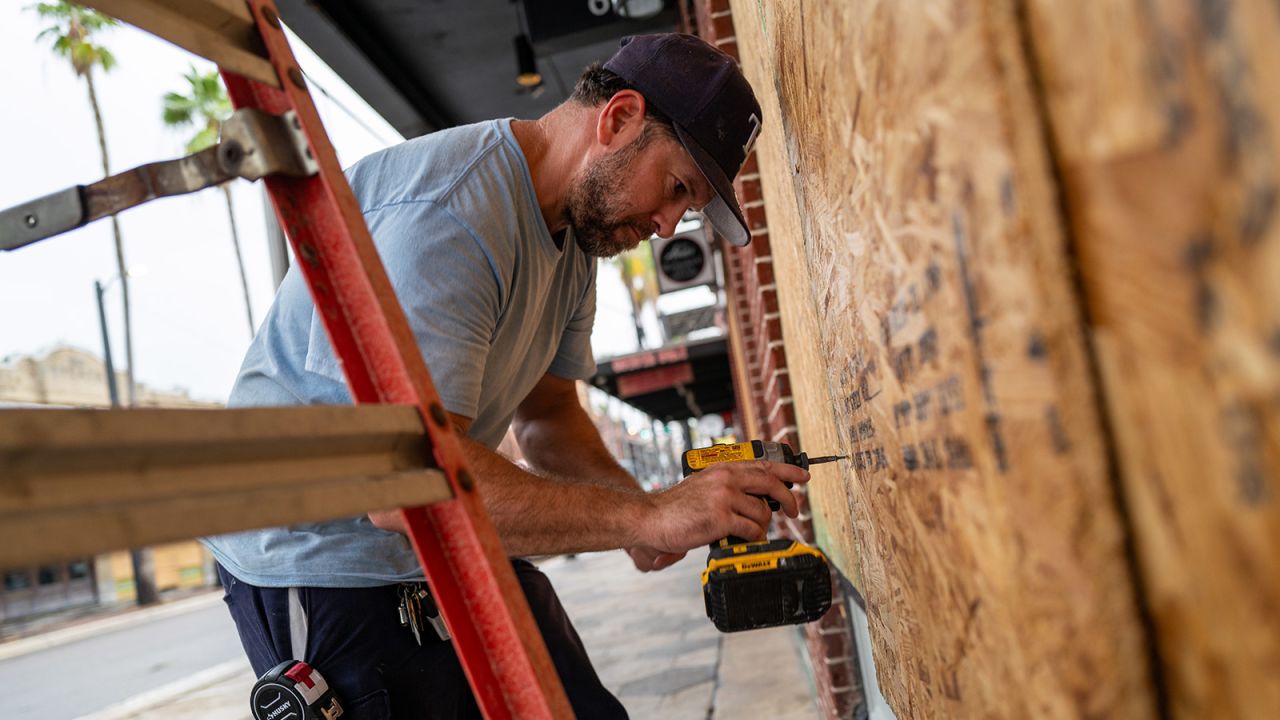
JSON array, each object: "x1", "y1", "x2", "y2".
[{"x1": 0, "y1": 347, "x2": 219, "y2": 627}]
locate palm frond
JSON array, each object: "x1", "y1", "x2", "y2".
[
  {"x1": 161, "y1": 92, "x2": 197, "y2": 127},
  {"x1": 186, "y1": 125, "x2": 219, "y2": 154},
  {"x1": 97, "y1": 46, "x2": 116, "y2": 72},
  {"x1": 162, "y1": 64, "x2": 232, "y2": 151},
  {"x1": 28, "y1": 1, "x2": 118, "y2": 75}
]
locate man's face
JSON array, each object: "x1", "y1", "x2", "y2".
[{"x1": 564, "y1": 125, "x2": 713, "y2": 258}]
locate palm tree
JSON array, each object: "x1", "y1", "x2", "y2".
[
  {"x1": 31, "y1": 1, "x2": 158, "y2": 607},
  {"x1": 163, "y1": 65, "x2": 255, "y2": 336},
  {"x1": 30, "y1": 1, "x2": 139, "y2": 405}
]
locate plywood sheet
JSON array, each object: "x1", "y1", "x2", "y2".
[
  {"x1": 1024, "y1": 1, "x2": 1280, "y2": 716},
  {"x1": 729, "y1": 0, "x2": 1154, "y2": 716}
]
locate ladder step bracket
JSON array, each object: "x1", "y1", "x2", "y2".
[{"x1": 1, "y1": 108, "x2": 316, "y2": 251}]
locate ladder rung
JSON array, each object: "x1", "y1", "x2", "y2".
[
  {"x1": 82, "y1": 0, "x2": 279, "y2": 88},
  {"x1": 0, "y1": 406, "x2": 453, "y2": 565}
]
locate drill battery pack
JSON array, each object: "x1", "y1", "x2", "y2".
[{"x1": 701, "y1": 538, "x2": 833, "y2": 633}]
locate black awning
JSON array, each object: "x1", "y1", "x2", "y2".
[
  {"x1": 589, "y1": 337, "x2": 736, "y2": 423},
  {"x1": 277, "y1": 0, "x2": 679, "y2": 139}
]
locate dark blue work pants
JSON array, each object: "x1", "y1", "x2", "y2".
[{"x1": 217, "y1": 560, "x2": 627, "y2": 719}]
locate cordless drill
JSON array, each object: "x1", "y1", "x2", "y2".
[{"x1": 681, "y1": 441, "x2": 844, "y2": 633}]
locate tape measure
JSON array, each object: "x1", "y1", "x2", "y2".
[{"x1": 250, "y1": 660, "x2": 344, "y2": 720}]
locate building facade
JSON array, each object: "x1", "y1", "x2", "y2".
[{"x1": 0, "y1": 346, "x2": 221, "y2": 626}]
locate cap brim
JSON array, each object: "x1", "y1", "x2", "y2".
[{"x1": 674, "y1": 124, "x2": 751, "y2": 247}]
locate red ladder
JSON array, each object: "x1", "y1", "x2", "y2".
[
  {"x1": 8, "y1": 0, "x2": 574, "y2": 716},
  {"x1": 224, "y1": 3, "x2": 572, "y2": 716}
]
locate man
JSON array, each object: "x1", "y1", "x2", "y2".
[{"x1": 204, "y1": 33, "x2": 807, "y2": 718}]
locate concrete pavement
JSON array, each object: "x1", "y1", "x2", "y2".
[
  {"x1": 2, "y1": 551, "x2": 819, "y2": 719},
  {"x1": 0, "y1": 594, "x2": 244, "y2": 720}
]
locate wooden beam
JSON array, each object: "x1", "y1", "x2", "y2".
[
  {"x1": 0, "y1": 405, "x2": 452, "y2": 565},
  {"x1": 84, "y1": 0, "x2": 279, "y2": 88},
  {"x1": 1023, "y1": 1, "x2": 1280, "y2": 714},
  {"x1": 727, "y1": 1, "x2": 1156, "y2": 717}
]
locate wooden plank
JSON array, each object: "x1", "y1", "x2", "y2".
[
  {"x1": 728, "y1": 0, "x2": 1155, "y2": 717},
  {"x1": 84, "y1": 0, "x2": 279, "y2": 88},
  {"x1": 2, "y1": 469, "x2": 448, "y2": 567},
  {"x1": 1023, "y1": 1, "x2": 1280, "y2": 716},
  {"x1": 0, "y1": 405, "x2": 452, "y2": 565}
]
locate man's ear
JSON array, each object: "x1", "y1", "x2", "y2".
[{"x1": 596, "y1": 90, "x2": 646, "y2": 148}]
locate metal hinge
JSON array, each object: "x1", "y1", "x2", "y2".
[{"x1": 1, "y1": 108, "x2": 318, "y2": 252}]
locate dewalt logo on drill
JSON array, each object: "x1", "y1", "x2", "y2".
[{"x1": 736, "y1": 557, "x2": 779, "y2": 572}]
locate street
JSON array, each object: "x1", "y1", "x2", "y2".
[
  {"x1": 0, "y1": 595, "x2": 245, "y2": 720},
  {"x1": 0, "y1": 553, "x2": 818, "y2": 719}
]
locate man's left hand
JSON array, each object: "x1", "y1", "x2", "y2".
[{"x1": 627, "y1": 546, "x2": 687, "y2": 572}]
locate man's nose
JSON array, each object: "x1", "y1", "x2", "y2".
[{"x1": 652, "y1": 201, "x2": 689, "y2": 239}]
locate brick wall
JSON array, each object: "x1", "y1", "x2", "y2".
[{"x1": 686, "y1": 2, "x2": 862, "y2": 717}]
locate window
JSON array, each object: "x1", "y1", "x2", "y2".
[
  {"x1": 4, "y1": 570, "x2": 32, "y2": 591},
  {"x1": 37, "y1": 566, "x2": 59, "y2": 585},
  {"x1": 67, "y1": 560, "x2": 91, "y2": 580}
]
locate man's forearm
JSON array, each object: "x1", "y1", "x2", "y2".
[
  {"x1": 371, "y1": 436, "x2": 815, "y2": 562},
  {"x1": 514, "y1": 412, "x2": 642, "y2": 494},
  {"x1": 370, "y1": 435, "x2": 649, "y2": 555}
]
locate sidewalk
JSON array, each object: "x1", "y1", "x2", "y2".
[{"x1": 20, "y1": 551, "x2": 820, "y2": 719}]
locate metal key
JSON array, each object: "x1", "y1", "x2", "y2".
[
  {"x1": 406, "y1": 587, "x2": 422, "y2": 646},
  {"x1": 396, "y1": 585, "x2": 422, "y2": 645},
  {"x1": 397, "y1": 594, "x2": 410, "y2": 628},
  {"x1": 418, "y1": 588, "x2": 451, "y2": 641}
]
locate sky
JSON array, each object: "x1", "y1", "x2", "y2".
[{"x1": 0, "y1": 5, "x2": 643, "y2": 402}]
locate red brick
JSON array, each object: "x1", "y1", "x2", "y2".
[
  {"x1": 826, "y1": 660, "x2": 855, "y2": 692},
  {"x1": 748, "y1": 232, "x2": 771, "y2": 256},
  {"x1": 751, "y1": 259, "x2": 773, "y2": 287},
  {"x1": 760, "y1": 290, "x2": 779, "y2": 315},
  {"x1": 774, "y1": 373, "x2": 791, "y2": 397},
  {"x1": 762, "y1": 377, "x2": 787, "y2": 416},
  {"x1": 746, "y1": 204, "x2": 769, "y2": 232},
  {"x1": 831, "y1": 692, "x2": 862, "y2": 720},
  {"x1": 818, "y1": 603, "x2": 849, "y2": 632},
  {"x1": 709, "y1": 12, "x2": 736, "y2": 41},
  {"x1": 761, "y1": 343, "x2": 788, "y2": 378},
  {"x1": 741, "y1": 151, "x2": 759, "y2": 176},
  {"x1": 819, "y1": 630, "x2": 850, "y2": 658},
  {"x1": 737, "y1": 178, "x2": 764, "y2": 205},
  {"x1": 774, "y1": 407, "x2": 797, "y2": 433},
  {"x1": 764, "y1": 315, "x2": 782, "y2": 343}
]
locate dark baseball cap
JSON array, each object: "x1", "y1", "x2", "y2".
[{"x1": 603, "y1": 33, "x2": 762, "y2": 247}]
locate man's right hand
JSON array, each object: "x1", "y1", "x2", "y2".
[{"x1": 633, "y1": 460, "x2": 810, "y2": 556}]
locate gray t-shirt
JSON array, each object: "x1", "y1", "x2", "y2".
[{"x1": 203, "y1": 119, "x2": 597, "y2": 587}]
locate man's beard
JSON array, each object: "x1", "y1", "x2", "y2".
[{"x1": 563, "y1": 138, "x2": 652, "y2": 258}]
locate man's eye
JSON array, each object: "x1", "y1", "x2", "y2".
[{"x1": 674, "y1": 181, "x2": 687, "y2": 196}]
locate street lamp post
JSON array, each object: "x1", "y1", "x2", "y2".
[
  {"x1": 93, "y1": 279, "x2": 120, "y2": 407},
  {"x1": 94, "y1": 272, "x2": 158, "y2": 606}
]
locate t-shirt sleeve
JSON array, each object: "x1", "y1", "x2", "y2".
[
  {"x1": 548, "y1": 262, "x2": 597, "y2": 381},
  {"x1": 304, "y1": 200, "x2": 501, "y2": 419}
]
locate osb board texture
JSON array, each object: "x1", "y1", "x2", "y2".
[
  {"x1": 1025, "y1": 0, "x2": 1280, "y2": 716},
  {"x1": 723, "y1": 80, "x2": 858, "y2": 582},
  {"x1": 729, "y1": 0, "x2": 1155, "y2": 717}
]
